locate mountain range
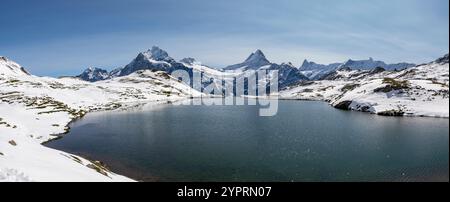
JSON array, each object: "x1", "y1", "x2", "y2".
[
  {"x1": 75, "y1": 46, "x2": 416, "y2": 90},
  {"x1": 298, "y1": 58, "x2": 415, "y2": 80}
]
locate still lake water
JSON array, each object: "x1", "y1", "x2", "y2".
[{"x1": 45, "y1": 99, "x2": 449, "y2": 181}]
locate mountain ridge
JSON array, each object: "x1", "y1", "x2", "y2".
[
  {"x1": 0, "y1": 56, "x2": 31, "y2": 76},
  {"x1": 223, "y1": 49, "x2": 272, "y2": 71}
]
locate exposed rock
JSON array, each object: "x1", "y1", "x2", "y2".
[
  {"x1": 8, "y1": 140, "x2": 17, "y2": 146},
  {"x1": 76, "y1": 67, "x2": 110, "y2": 82},
  {"x1": 369, "y1": 67, "x2": 386, "y2": 74},
  {"x1": 374, "y1": 78, "x2": 410, "y2": 93},
  {"x1": 377, "y1": 110, "x2": 405, "y2": 116},
  {"x1": 435, "y1": 54, "x2": 449, "y2": 64},
  {"x1": 334, "y1": 101, "x2": 352, "y2": 110}
]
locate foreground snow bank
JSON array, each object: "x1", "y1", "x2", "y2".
[{"x1": 0, "y1": 64, "x2": 201, "y2": 182}]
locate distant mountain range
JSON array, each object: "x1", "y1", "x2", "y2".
[
  {"x1": 75, "y1": 47, "x2": 309, "y2": 90},
  {"x1": 74, "y1": 46, "x2": 420, "y2": 93},
  {"x1": 298, "y1": 58, "x2": 415, "y2": 80},
  {"x1": 75, "y1": 46, "x2": 417, "y2": 85}
]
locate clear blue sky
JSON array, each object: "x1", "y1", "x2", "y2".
[{"x1": 0, "y1": 0, "x2": 448, "y2": 76}]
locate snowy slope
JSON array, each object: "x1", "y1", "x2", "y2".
[
  {"x1": 0, "y1": 56, "x2": 30, "y2": 76},
  {"x1": 281, "y1": 54, "x2": 449, "y2": 117},
  {"x1": 0, "y1": 57, "x2": 202, "y2": 181}
]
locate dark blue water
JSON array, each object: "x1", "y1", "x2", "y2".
[{"x1": 45, "y1": 100, "x2": 449, "y2": 181}]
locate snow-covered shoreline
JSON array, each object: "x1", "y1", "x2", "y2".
[
  {"x1": 1, "y1": 94, "x2": 199, "y2": 182},
  {"x1": 0, "y1": 57, "x2": 203, "y2": 181},
  {"x1": 280, "y1": 57, "x2": 450, "y2": 118}
]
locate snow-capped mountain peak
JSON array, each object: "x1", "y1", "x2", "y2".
[
  {"x1": 245, "y1": 49, "x2": 268, "y2": 63},
  {"x1": 224, "y1": 49, "x2": 271, "y2": 71},
  {"x1": 300, "y1": 59, "x2": 312, "y2": 68},
  {"x1": 140, "y1": 46, "x2": 173, "y2": 62},
  {"x1": 76, "y1": 67, "x2": 109, "y2": 82},
  {"x1": 117, "y1": 46, "x2": 176, "y2": 76}
]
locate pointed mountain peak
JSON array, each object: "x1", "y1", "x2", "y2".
[
  {"x1": 141, "y1": 46, "x2": 172, "y2": 61},
  {"x1": 254, "y1": 49, "x2": 264, "y2": 56},
  {"x1": 245, "y1": 49, "x2": 269, "y2": 63},
  {"x1": 302, "y1": 59, "x2": 309, "y2": 64},
  {"x1": 301, "y1": 59, "x2": 318, "y2": 67},
  {"x1": 224, "y1": 49, "x2": 271, "y2": 71}
]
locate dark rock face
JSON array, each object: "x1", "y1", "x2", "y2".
[
  {"x1": 373, "y1": 85, "x2": 395, "y2": 93},
  {"x1": 77, "y1": 67, "x2": 110, "y2": 82},
  {"x1": 369, "y1": 67, "x2": 386, "y2": 74},
  {"x1": 341, "y1": 83, "x2": 360, "y2": 92},
  {"x1": 435, "y1": 54, "x2": 449, "y2": 64},
  {"x1": 320, "y1": 71, "x2": 343, "y2": 80},
  {"x1": 113, "y1": 47, "x2": 196, "y2": 87},
  {"x1": 334, "y1": 101, "x2": 353, "y2": 110},
  {"x1": 377, "y1": 110, "x2": 405, "y2": 116},
  {"x1": 374, "y1": 78, "x2": 410, "y2": 93},
  {"x1": 299, "y1": 60, "x2": 342, "y2": 80},
  {"x1": 119, "y1": 46, "x2": 176, "y2": 76},
  {"x1": 19, "y1": 67, "x2": 30, "y2": 75},
  {"x1": 268, "y1": 63, "x2": 309, "y2": 88}
]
